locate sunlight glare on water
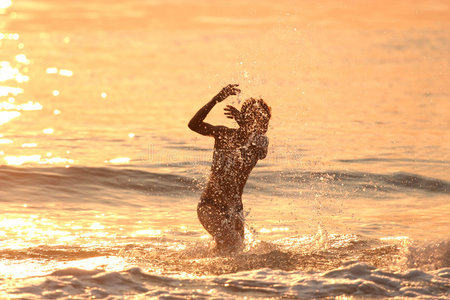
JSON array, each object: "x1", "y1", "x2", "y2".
[
  {"x1": 0, "y1": 111, "x2": 19, "y2": 125},
  {"x1": 0, "y1": 0, "x2": 11, "y2": 10},
  {"x1": 0, "y1": 256, "x2": 129, "y2": 279}
]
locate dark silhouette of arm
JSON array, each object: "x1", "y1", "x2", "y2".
[{"x1": 188, "y1": 84, "x2": 240, "y2": 137}]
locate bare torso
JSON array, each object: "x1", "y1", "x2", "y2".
[{"x1": 202, "y1": 128, "x2": 262, "y2": 209}]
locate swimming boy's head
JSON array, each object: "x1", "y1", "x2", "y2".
[{"x1": 240, "y1": 98, "x2": 271, "y2": 134}]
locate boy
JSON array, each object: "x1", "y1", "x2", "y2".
[{"x1": 188, "y1": 84, "x2": 271, "y2": 253}]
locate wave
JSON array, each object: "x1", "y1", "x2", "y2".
[
  {"x1": 0, "y1": 166, "x2": 200, "y2": 200},
  {"x1": 117, "y1": 233, "x2": 450, "y2": 276},
  {"x1": 4, "y1": 234, "x2": 450, "y2": 299},
  {"x1": 14, "y1": 263, "x2": 450, "y2": 299},
  {"x1": 10, "y1": 264, "x2": 448, "y2": 298},
  {"x1": 0, "y1": 166, "x2": 448, "y2": 203},
  {"x1": 252, "y1": 170, "x2": 450, "y2": 196},
  {"x1": 337, "y1": 157, "x2": 450, "y2": 165}
]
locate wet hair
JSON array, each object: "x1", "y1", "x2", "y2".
[{"x1": 240, "y1": 98, "x2": 271, "y2": 122}]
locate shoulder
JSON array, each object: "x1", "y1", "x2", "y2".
[{"x1": 249, "y1": 134, "x2": 269, "y2": 147}]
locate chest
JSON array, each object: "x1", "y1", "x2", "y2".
[{"x1": 214, "y1": 133, "x2": 244, "y2": 151}]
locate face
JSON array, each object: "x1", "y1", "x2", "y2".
[{"x1": 242, "y1": 105, "x2": 269, "y2": 134}]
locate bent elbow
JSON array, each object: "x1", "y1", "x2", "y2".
[{"x1": 188, "y1": 120, "x2": 197, "y2": 132}]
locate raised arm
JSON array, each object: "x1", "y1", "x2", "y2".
[{"x1": 188, "y1": 84, "x2": 240, "y2": 136}]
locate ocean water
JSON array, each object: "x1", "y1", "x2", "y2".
[{"x1": 1, "y1": 0, "x2": 449, "y2": 298}]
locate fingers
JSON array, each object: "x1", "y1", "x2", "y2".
[
  {"x1": 227, "y1": 83, "x2": 239, "y2": 88},
  {"x1": 225, "y1": 89, "x2": 240, "y2": 96},
  {"x1": 223, "y1": 84, "x2": 238, "y2": 91},
  {"x1": 224, "y1": 105, "x2": 238, "y2": 111},
  {"x1": 229, "y1": 84, "x2": 240, "y2": 94},
  {"x1": 217, "y1": 84, "x2": 241, "y2": 102},
  {"x1": 224, "y1": 105, "x2": 235, "y2": 112},
  {"x1": 222, "y1": 84, "x2": 241, "y2": 96},
  {"x1": 224, "y1": 108, "x2": 235, "y2": 119}
]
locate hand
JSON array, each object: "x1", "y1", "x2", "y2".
[
  {"x1": 215, "y1": 84, "x2": 241, "y2": 102},
  {"x1": 224, "y1": 105, "x2": 243, "y2": 125}
]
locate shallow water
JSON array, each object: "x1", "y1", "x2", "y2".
[{"x1": 1, "y1": 0, "x2": 449, "y2": 298}]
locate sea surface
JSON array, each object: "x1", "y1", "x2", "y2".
[{"x1": 0, "y1": 0, "x2": 449, "y2": 298}]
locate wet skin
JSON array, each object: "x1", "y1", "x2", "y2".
[{"x1": 188, "y1": 84, "x2": 269, "y2": 251}]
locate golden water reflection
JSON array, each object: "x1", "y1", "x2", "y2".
[
  {"x1": 3, "y1": 155, "x2": 75, "y2": 165},
  {"x1": 0, "y1": 0, "x2": 12, "y2": 10},
  {"x1": 46, "y1": 67, "x2": 73, "y2": 77},
  {"x1": 0, "y1": 86, "x2": 22, "y2": 96},
  {"x1": 21, "y1": 142, "x2": 37, "y2": 147},
  {"x1": 0, "y1": 214, "x2": 121, "y2": 249},
  {"x1": 0, "y1": 100, "x2": 42, "y2": 110},
  {"x1": 0, "y1": 32, "x2": 33, "y2": 141},
  {"x1": 0, "y1": 256, "x2": 129, "y2": 279},
  {"x1": 0, "y1": 137, "x2": 13, "y2": 144},
  {"x1": 0, "y1": 35, "x2": 76, "y2": 165},
  {"x1": 106, "y1": 157, "x2": 131, "y2": 164},
  {"x1": 0, "y1": 111, "x2": 19, "y2": 125},
  {"x1": 42, "y1": 127, "x2": 54, "y2": 134},
  {"x1": 0, "y1": 60, "x2": 28, "y2": 82}
]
